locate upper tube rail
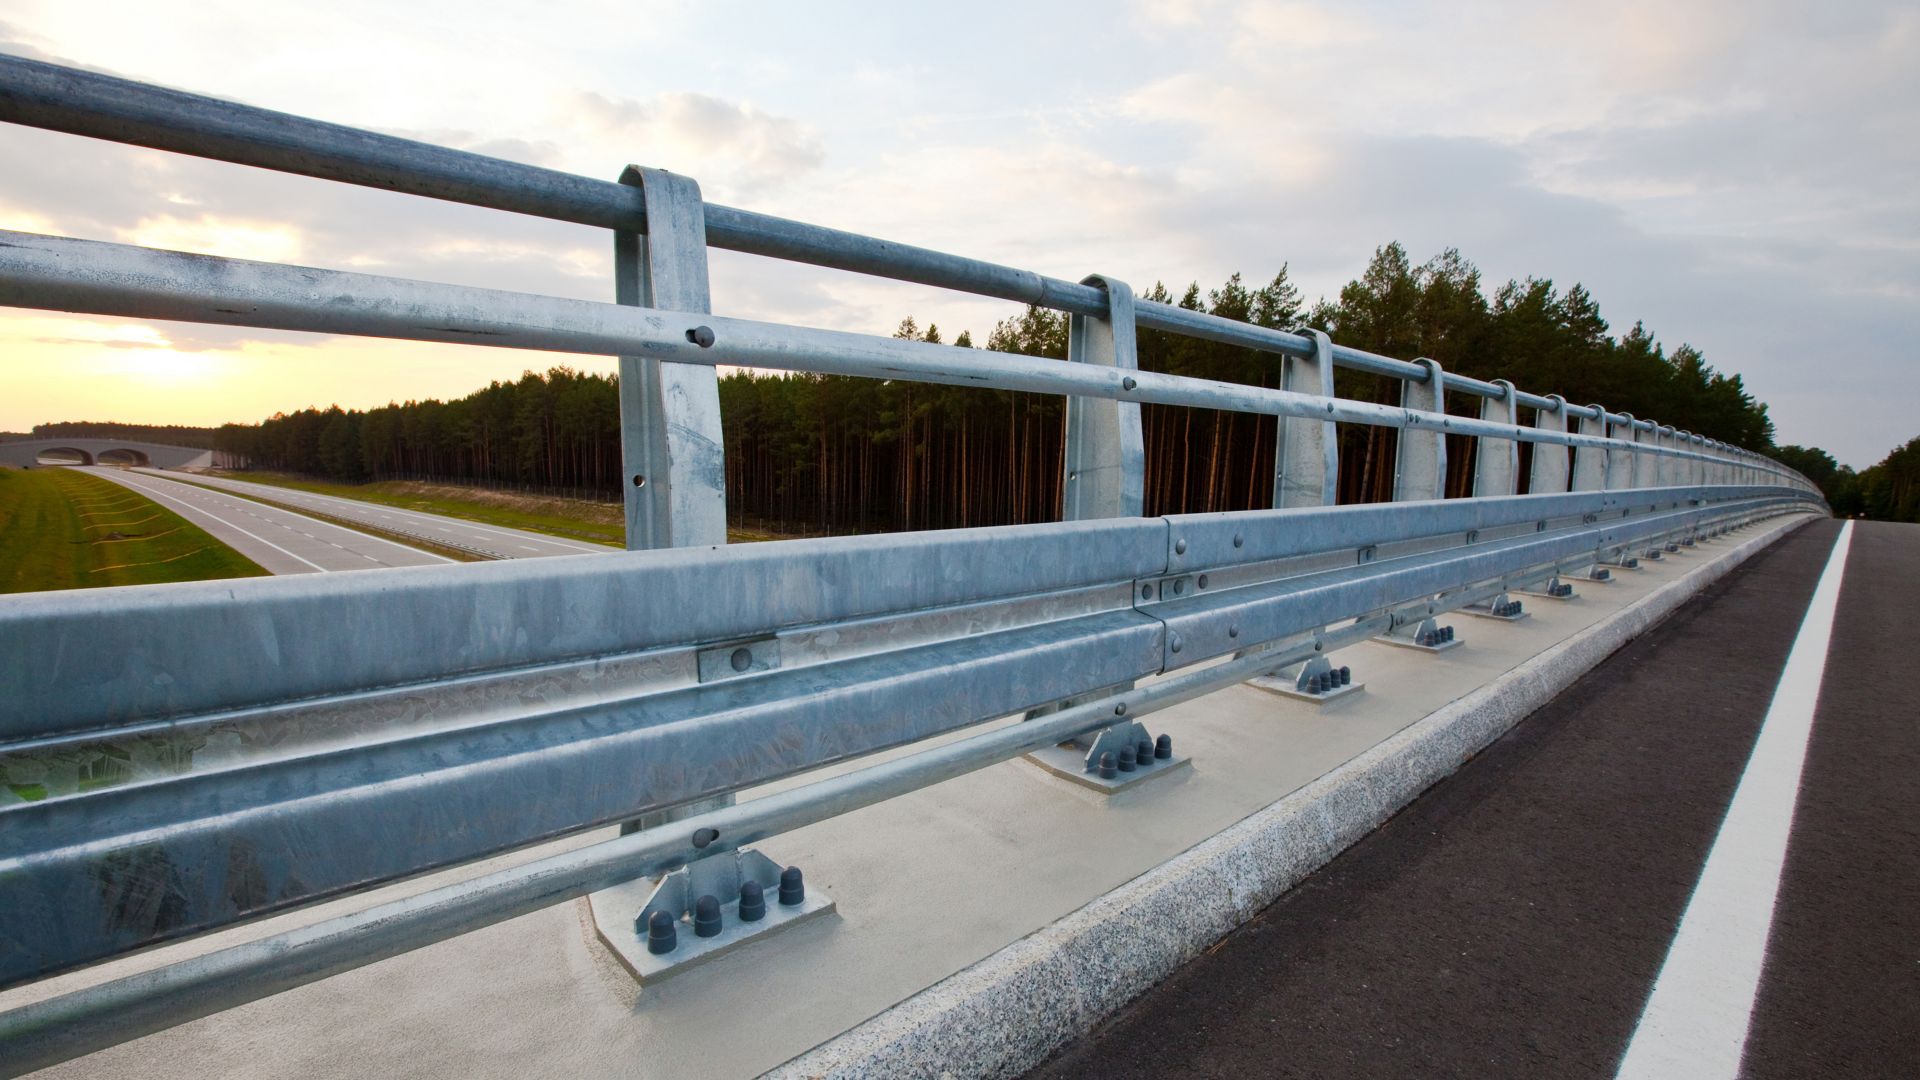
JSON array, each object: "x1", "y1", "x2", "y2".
[{"x1": 0, "y1": 54, "x2": 1779, "y2": 439}]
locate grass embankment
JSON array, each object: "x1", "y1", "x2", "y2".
[
  {"x1": 0, "y1": 467, "x2": 268, "y2": 593},
  {"x1": 213, "y1": 472, "x2": 796, "y2": 544}
]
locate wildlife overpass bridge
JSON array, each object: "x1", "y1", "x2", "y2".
[
  {"x1": 0, "y1": 438, "x2": 216, "y2": 470},
  {"x1": 0, "y1": 55, "x2": 1888, "y2": 1080}
]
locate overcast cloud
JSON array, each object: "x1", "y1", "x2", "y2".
[{"x1": 0, "y1": 0, "x2": 1912, "y2": 466}]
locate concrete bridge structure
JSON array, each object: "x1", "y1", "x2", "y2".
[
  {"x1": 0, "y1": 438, "x2": 216, "y2": 470},
  {"x1": 0, "y1": 54, "x2": 1906, "y2": 1080}
]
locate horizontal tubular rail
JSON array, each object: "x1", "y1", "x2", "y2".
[
  {"x1": 0, "y1": 488, "x2": 1811, "y2": 989},
  {"x1": 0, "y1": 54, "x2": 1667, "y2": 419},
  {"x1": 0, "y1": 500, "x2": 1812, "y2": 1075},
  {"x1": 0, "y1": 635, "x2": 1362, "y2": 1077},
  {"x1": 0, "y1": 231, "x2": 1809, "y2": 485}
]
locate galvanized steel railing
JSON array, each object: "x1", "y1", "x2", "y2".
[{"x1": 0, "y1": 55, "x2": 1823, "y2": 1074}]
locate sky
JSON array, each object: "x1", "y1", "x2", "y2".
[{"x1": 0, "y1": 1, "x2": 1913, "y2": 467}]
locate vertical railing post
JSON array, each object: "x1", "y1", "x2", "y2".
[
  {"x1": 1629, "y1": 421, "x2": 1658, "y2": 489},
  {"x1": 1571, "y1": 404, "x2": 1609, "y2": 491},
  {"x1": 1604, "y1": 412, "x2": 1636, "y2": 490},
  {"x1": 1529, "y1": 394, "x2": 1570, "y2": 494},
  {"x1": 1471, "y1": 379, "x2": 1519, "y2": 498},
  {"x1": 1031, "y1": 274, "x2": 1188, "y2": 791},
  {"x1": 613, "y1": 166, "x2": 727, "y2": 551},
  {"x1": 1393, "y1": 358, "x2": 1447, "y2": 502},
  {"x1": 1274, "y1": 328, "x2": 1339, "y2": 508},
  {"x1": 1657, "y1": 425, "x2": 1679, "y2": 487},
  {"x1": 1062, "y1": 275, "x2": 1144, "y2": 520},
  {"x1": 613, "y1": 166, "x2": 729, "y2": 836}
]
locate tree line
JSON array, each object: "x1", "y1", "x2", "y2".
[
  {"x1": 3, "y1": 421, "x2": 220, "y2": 448},
  {"x1": 208, "y1": 241, "x2": 1865, "y2": 533},
  {"x1": 1775, "y1": 440, "x2": 1920, "y2": 523}
]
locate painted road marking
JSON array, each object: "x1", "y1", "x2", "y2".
[
  {"x1": 134, "y1": 472, "x2": 457, "y2": 566},
  {"x1": 135, "y1": 468, "x2": 610, "y2": 554},
  {"x1": 1616, "y1": 521, "x2": 1854, "y2": 1080},
  {"x1": 94, "y1": 471, "x2": 330, "y2": 573}
]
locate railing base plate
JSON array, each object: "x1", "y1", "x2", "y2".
[
  {"x1": 1248, "y1": 655, "x2": 1365, "y2": 705},
  {"x1": 1371, "y1": 634, "x2": 1463, "y2": 654},
  {"x1": 1025, "y1": 743, "x2": 1192, "y2": 792},
  {"x1": 589, "y1": 848, "x2": 836, "y2": 987},
  {"x1": 1249, "y1": 675, "x2": 1366, "y2": 705}
]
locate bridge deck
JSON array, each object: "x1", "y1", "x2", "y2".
[{"x1": 1030, "y1": 519, "x2": 1917, "y2": 1079}]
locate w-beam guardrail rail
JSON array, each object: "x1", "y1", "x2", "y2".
[{"x1": 0, "y1": 55, "x2": 1825, "y2": 1076}]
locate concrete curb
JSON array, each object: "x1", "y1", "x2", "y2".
[{"x1": 769, "y1": 513, "x2": 1818, "y2": 1080}]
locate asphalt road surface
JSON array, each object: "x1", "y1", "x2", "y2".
[
  {"x1": 1031, "y1": 518, "x2": 1917, "y2": 1080},
  {"x1": 137, "y1": 469, "x2": 611, "y2": 559},
  {"x1": 79, "y1": 467, "x2": 454, "y2": 575}
]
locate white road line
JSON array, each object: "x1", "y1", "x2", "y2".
[
  {"x1": 138, "y1": 469, "x2": 611, "y2": 555},
  {"x1": 136, "y1": 472, "x2": 457, "y2": 565},
  {"x1": 1616, "y1": 520, "x2": 1855, "y2": 1080},
  {"x1": 92, "y1": 471, "x2": 331, "y2": 573}
]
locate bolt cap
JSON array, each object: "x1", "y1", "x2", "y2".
[
  {"x1": 693, "y1": 894, "x2": 723, "y2": 938},
  {"x1": 779, "y1": 866, "x2": 806, "y2": 906},
  {"x1": 646, "y1": 909, "x2": 678, "y2": 954},
  {"x1": 739, "y1": 880, "x2": 766, "y2": 922}
]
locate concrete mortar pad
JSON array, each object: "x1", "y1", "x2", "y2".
[
  {"x1": 768, "y1": 513, "x2": 1816, "y2": 1079},
  {"x1": 8, "y1": 514, "x2": 1814, "y2": 1080}
]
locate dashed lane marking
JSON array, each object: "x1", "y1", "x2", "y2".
[{"x1": 89, "y1": 471, "x2": 329, "y2": 574}]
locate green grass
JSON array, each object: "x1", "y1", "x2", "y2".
[{"x1": 0, "y1": 467, "x2": 269, "y2": 593}]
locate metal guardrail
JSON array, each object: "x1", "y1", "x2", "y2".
[{"x1": 0, "y1": 55, "x2": 1824, "y2": 1075}]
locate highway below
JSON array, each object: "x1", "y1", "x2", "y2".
[
  {"x1": 135, "y1": 469, "x2": 612, "y2": 559},
  {"x1": 78, "y1": 467, "x2": 455, "y2": 575},
  {"x1": 1031, "y1": 519, "x2": 1917, "y2": 1080}
]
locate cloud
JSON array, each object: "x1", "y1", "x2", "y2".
[
  {"x1": 565, "y1": 91, "x2": 824, "y2": 198},
  {"x1": 119, "y1": 214, "x2": 305, "y2": 263},
  {"x1": 0, "y1": 19, "x2": 59, "y2": 62}
]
